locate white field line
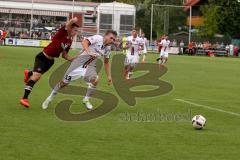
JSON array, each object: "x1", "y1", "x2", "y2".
[{"x1": 175, "y1": 98, "x2": 240, "y2": 117}]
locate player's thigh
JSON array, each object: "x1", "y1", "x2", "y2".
[
  {"x1": 163, "y1": 52, "x2": 169, "y2": 58},
  {"x1": 33, "y1": 52, "x2": 55, "y2": 74},
  {"x1": 133, "y1": 55, "x2": 139, "y2": 63},
  {"x1": 127, "y1": 55, "x2": 136, "y2": 64},
  {"x1": 143, "y1": 48, "x2": 147, "y2": 54},
  {"x1": 84, "y1": 66, "x2": 98, "y2": 83},
  {"x1": 31, "y1": 72, "x2": 42, "y2": 81},
  {"x1": 63, "y1": 59, "x2": 87, "y2": 83},
  {"x1": 63, "y1": 66, "x2": 87, "y2": 83},
  {"x1": 124, "y1": 56, "x2": 131, "y2": 66},
  {"x1": 160, "y1": 50, "x2": 165, "y2": 57}
]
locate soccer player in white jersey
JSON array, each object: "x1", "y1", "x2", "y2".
[
  {"x1": 158, "y1": 35, "x2": 170, "y2": 65},
  {"x1": 124, "y1": 29, "x2": 143, "y2": 80},
  {"x1": 42, "y1": 30, "x2": 117, "y2": 110},
  {"x1": 139, "y1": 32, "x2": 148, "y2": 63}
]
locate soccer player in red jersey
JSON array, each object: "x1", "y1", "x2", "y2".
[{"x1": 20, "y1": 17, "x2": 79, "y2": 108}]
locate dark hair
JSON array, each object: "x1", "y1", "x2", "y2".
[
  {"x1": 105, "y1": 30, "x2": 117, "y2": 36},
  {"x1": 71, "y1": 23, "x2": 80, "y2": 28}
]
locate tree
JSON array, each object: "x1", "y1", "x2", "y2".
[
  {"x1": 198, "y1": 5, "x2": 219, "y2": 37},
  {"x1": 201, "y1": 0, "x2": 240, "y2": 37}
]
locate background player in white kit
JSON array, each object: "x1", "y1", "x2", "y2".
[
  {"x1": 158, "y1": 35, "x2": 170, "y2": 65},
  {"x1": 139, "y1": 32, "x2": 148, "y2": 63},
  {"x1": 124, "y1": 29, "x2": 143, "y2": 79},
  {"x1": 42, "y1": 30, "x2": 117, "y2": 110}
]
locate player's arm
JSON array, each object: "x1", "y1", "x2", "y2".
[
  {"x1": 81, "y1": 39, "x2": 91, "y2": 53},
  {"x1": 81, "y1": 38, "x2": 97, "y2": 57},
  {"x1": 62, "y1": 51, "x2": 75, "y2": 62},
  {"x1": 66, "y1": 17, "x2": 78, "y2": 31},
  {"x1": 104, "y1": 57, "x2": 112, "y2": 85}
]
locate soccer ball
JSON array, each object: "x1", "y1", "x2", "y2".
[{"x1": 192, "y1": 115, "x2": 206, "y2": 129}]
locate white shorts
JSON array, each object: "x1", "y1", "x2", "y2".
[
  {"x1": 160, "y1": 50, "x2": 168, "y2": 58},
  {"x1": 63, "y1": 66, "x2": 97, "y2": 84},
  {"x1": 124, "y1": 55, "x2": 139, "y2": 66}
]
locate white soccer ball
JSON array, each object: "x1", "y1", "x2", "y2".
[{"x1": 192, "y1": 115, "x2": 206, "y2": 129}]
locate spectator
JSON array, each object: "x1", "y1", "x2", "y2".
[
  {"x1": 226, "y1": 44, "x2": 230, "y2": 56},
  {"x1": 172, "y1": 39, "x2": 177, "y2": 47},
  {"x1": 188, "y1": 41, "x2": 193, "y2": 55},
  {"x1": 220, "y1": 42, "x2": 225, "y2": 49},
  {"x1": 229, "y1": 44, "x2": 234, "y2": 56},
  {"x1": 234, "y1": 45, "x2": 239, "y2": 56},
  {"x1": 179, "y1": 40, "x2": 184, "y2": 54}
]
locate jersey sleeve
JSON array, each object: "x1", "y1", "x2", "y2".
[{"x1": 87, "y1": 35, "x2": 102, "y2": 45}]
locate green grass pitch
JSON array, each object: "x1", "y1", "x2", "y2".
[{"x1": 0, "y1": 46, "x2": 240, "y2": 160}]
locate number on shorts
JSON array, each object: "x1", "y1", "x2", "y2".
[{"x1": 65, "y1": 75, "x2": 72, "y2": 81}]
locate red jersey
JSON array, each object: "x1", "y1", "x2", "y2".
[
  {"x1": 0, "y1": 31, "x2": 7, "y2": 40},
  {"x1": 43, "y1": 26, "x2": 72, "y2": 58}
]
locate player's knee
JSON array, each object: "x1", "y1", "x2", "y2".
[
  {"x1": 60, "y1": 81, "x2": 68, "y2": 88},
  {"x1": 31, "y1": 72, "x2": 41, "y2": 81},
  {"x1": 130, "y1": 63, "x2": 136, "y2": 69},
  {"x1": 91, "y1": 76, "x2": 99, "y2": 86}
]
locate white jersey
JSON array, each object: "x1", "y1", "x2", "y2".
[
  {"x1": 63, "y1": 35, "x2": 111, "y2": 83},
  {"x1": 81, "y1": 35, "x2": 111, "y2": 59},
  {"x1": 126, "y1": 36, "x2": 143, "y2": 57},
  {"x1": 160, "y1": 39, "x2": 170, "y2": 52}
]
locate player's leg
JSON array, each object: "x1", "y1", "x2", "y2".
[
  {"x1": 20, "y1": 52, "x2": 54, "y2": 108},
  {"x1": 129, "y1": 55, "x2": 139, "y2": 78},
  {"x1": 24, "y1": 69, "x2": 33, "y2": 83},
  {"x1": 82, "y1": 67, "x2": 99, "y2": 110},
  {"x1": 162, "y1": 52, "x2": 169, "y2": 64},
  {"x1": 128, "y1": 63, "x2": 135, "y2": 78},
  {"x1": 125, "y1": 62, "x2": 135, "y2": 79},
  {"x1": 158, "y1": 50, "x2": 164, "y2": 64},
  {"x1": 42, "y1": 57, "x2": 85, "y2": 109},
  {"x1": 156, "y1": 52, "x2": 161, "y2": 63},
  {"x1": 142, "y1": 54, "x2": 146, "y2": 63},
  {"x1": 124, "y1": 56, "x2": 131, "y2": 79},
  {"x1": 124, "y1": 65, "x2": 130, "y2": 79},
  {"x1": 41, "y1": 80, "x2": 68, "y2": 109},
  {"x1": 142, "y1": 49, "x2": 147, "y2": 63},
  {"x1": 162, "y1": 57, "x2": 166, "y2": 64},
  {"x1": 3, "y1": 38, "x2": 6, "y2": 46}
]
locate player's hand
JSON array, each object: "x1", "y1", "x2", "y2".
[{"x1": 107, "y1": 76, "x2": 112, "y2": 85}]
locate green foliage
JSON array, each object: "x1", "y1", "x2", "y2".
[
  {"x1": 198, "y1": 5, "x2": 219, "y2": 37},
  {"x1": 201, "y1": 0, "x2": 240, "y2": 37}
]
